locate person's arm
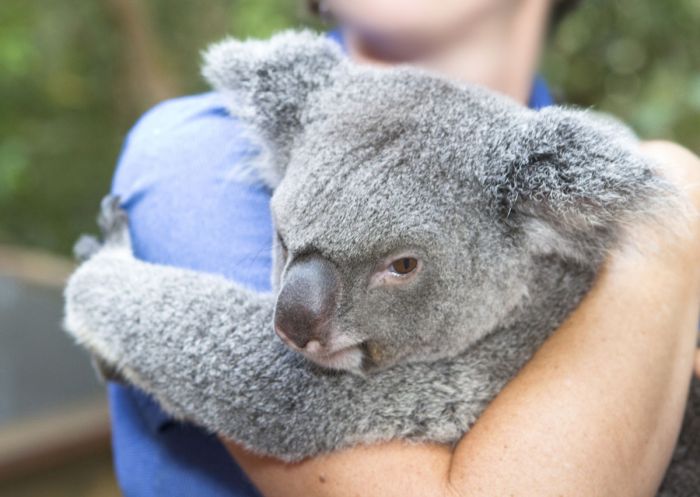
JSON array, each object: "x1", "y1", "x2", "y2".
[{"x1": 223, "y1": 140, "x2": 700, "y2": 497}]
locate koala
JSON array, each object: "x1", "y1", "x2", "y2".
[{"x1": 64, "y1": 31, "x2": 699, "y2": 494}]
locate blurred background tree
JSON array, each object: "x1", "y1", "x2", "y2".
[{"x1": 1, "y1": 0, "x2": 698, "y2": 256}]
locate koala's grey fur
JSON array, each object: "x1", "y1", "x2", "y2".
[{"x1": 64, "y1": 31, "x2": 698, "y2": 494}]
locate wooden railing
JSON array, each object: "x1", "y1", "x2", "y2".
[{"x1": 0, "y1": 245, "x2": 111, "y2": 480}]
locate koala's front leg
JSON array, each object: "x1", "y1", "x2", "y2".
[
  {"x1": 64, "y1": 197, "x2": 285, "y2": 431},
  {"x1": 64, "y1": 244, "x2": 278, "y2": 407}
]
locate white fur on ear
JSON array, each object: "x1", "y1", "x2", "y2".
[
  {"x1": 202, "y1": 30, "x2": 346, "y2": 187},
  {"x1": 522, "y1": 217, "x2": 591, "y2": 263},
  {"x1": 485, "y1": 106, "x2": 680, "y2": 257}
]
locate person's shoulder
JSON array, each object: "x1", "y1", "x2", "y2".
[
  {"x1": 110, "y1": 93, "x2": 273, "y2": 284},
  {"x1": 129, "y1": 92, "x2": 230, "y2": 135},
  {"x1": 119, "y1": 92, "x2": 246, "y2": 162},
  {"x1": 112, "y1": 92, "x2": 256, "y2": 193}
]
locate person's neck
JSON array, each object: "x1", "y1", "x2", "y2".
[{"x1": 342, "y1": 1, "x2": 549, "y2": 105}]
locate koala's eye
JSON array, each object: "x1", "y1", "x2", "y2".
[
  {"x1": 369, "y1": 254, "x2": 422, "y2": 289},
  {"x1": 389, "y1": 257, "x2": 418, "y2": 275}
]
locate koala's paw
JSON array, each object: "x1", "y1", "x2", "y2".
[
  {"x1": 98, "y1": 195, "x2": 131, "y2": 248},
  {"x1": 72, "y1": 195, "x2": 132, "y2": 262}
]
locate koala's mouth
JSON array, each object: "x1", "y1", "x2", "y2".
[
  {"x1": 304, "y1": 343, "x2": 365, "y2": 371},
  {"x1": 274, "y1": 327, "x2": 366, "y2": 372},
  {"x1": 300, "y1": 340, "x2": 387, "y2": 375}
]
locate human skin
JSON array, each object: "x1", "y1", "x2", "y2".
[
  {"x1": 336, "y1": 0, "x2": 550, "y2": 104},
  {"x1": 217, "y1": 1, "x2": 700, "y2": 495}
]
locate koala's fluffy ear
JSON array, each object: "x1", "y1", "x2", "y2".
[
  {"x1": 483, "y1": 107, "x2": 676, "y2": 258},
  {"x1": 202, "y1": 30, "x2": 345, "y2": 187}
]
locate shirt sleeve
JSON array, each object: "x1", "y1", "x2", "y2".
[{"x1": 111, "y1": 92, "x2": 273, "y2": 291}]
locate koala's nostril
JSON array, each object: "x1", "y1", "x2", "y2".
[
  {"x1": 274, "y1": 291, "x2": 333, "y2": 349},
  {"x1": 274, "y1": 303, "x2": 327, "y2": 349},
  {"x1": 304, "y1": 340, "x2": 322, "y2": 354},
  {"x1": 273, "y1": 255, "x2": 339, "y2": 350}
]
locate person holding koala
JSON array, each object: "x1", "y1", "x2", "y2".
[{"x1": 71, "y1": 1, "x2": 700, "y2": 496}]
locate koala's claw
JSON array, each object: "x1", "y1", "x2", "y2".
[
  {"x1": 98, "y1": 195, "x2": 131, "y2": 248},
  {"x1": 73, "y1": 234, "x2": 102, "y2": 262},
  {"x1": 72, "y1": 195, "x2": 131, "y2": 262}
]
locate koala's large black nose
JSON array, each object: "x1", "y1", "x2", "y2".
[{"x1": 274, "y1": 256, "x2": 339, "y2": 350}]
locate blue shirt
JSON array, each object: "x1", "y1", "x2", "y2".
[{"x1": 109, "y1": 41, "x2": 554, "y2": 496}]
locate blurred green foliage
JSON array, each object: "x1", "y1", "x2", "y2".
[
  {"x1": 545, "y1": 0, "x2": 700, "y2": 146},
  {"x1": 0, "y1": 0, "x2": 698, "y2": 255}
]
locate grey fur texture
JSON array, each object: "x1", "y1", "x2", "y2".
[{"x1": 64, "y1": 31, "x2": 698, "y2": 494}]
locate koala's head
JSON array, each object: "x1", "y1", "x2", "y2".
[{"x1": 204, "y1": 31, "x2": 670, "y2": 375}]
